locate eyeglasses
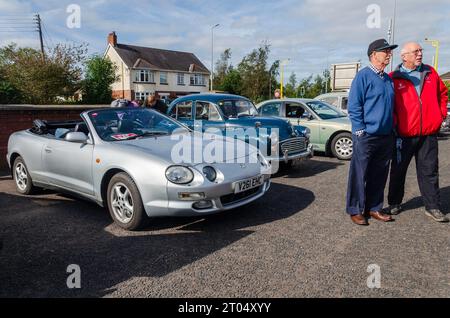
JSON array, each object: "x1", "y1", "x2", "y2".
[{"x1": 405, "y1": 48, "x2": 424, "y2": 55}]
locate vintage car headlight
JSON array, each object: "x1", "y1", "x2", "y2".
[
  {"x1": 166, "y1": 166, "x2": 194, "y2": 184},
  {"x1": 270, "y1": 131, "x2": 279, "y2": 154},
  {"x1": 303, "y1": 127, "x2": 311, "y2": 139},
  {"x1": 202, "y1": 166, "x2": 217, "y2": 182}
]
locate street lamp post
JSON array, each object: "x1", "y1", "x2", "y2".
[
  {"x1": 425, "y1": 38, "x2": 440, "y2": 71},
  {"x1": 210, "y1": 23, "x2": 220, "y2": 91},
  {"x1": 280, "y1": 59, "x2": 290, "y2": 99},
  {"x1": 325, "y1": 49, "x2": 335, "y2": 94}
]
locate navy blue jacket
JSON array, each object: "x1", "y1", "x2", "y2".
[{"x1": 348, "y1": 67, "x2": 395, "y2": 135}]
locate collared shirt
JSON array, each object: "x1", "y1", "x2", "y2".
[
  {"x1": 400, "y1": 63, "x2": 422, "y2": 96},
  {"x1": 368, "y1": 63, "x2": 385, "y2": 79}
]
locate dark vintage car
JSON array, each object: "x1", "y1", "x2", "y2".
[{"x1": 167, "y1": 94, "x2": 313, "y2": 168}]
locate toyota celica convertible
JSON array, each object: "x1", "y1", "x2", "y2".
[{"x1": 7, "y1": 107, "x2": 272, "y2": 230}]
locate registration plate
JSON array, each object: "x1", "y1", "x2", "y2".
[{"x1": 235, "y1": 175, "x2": 264, "y2": 193}]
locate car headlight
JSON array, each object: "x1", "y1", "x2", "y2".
[
  {"x1": 270, "y1": 131, "x2": 279, "y2": 154},
  {"x1": 202, "y1": 166, "x2": 217, "y2": 182},
  {"x1": 166, "y1": 166, "x2": 194, "y2": 184},
  {"x1": 303, "y1": 127, "x2": 311, "y2": 140}
]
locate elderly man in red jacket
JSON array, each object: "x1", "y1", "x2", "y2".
[{"x1": 387, "y1": 42, "x2": 449, "y2": 222}]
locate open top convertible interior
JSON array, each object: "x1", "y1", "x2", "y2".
[{"x1": 30, "y1": 119, "x2": 90, "y2": 139}]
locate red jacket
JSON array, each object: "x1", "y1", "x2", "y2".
[{"x1": 389, "y1": 64, "x2": 448, "y2": 137}]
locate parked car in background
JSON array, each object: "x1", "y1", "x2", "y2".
[
  {"x1": 256, "y1": 99, "x2": 353, "y2": 160},
  {"x1": 7, "y1": 107, "x2": 272, "y2": 230},
  {"x1": 168, "y1": 94, "x2": 313, "y2": 167},
  {"x1": 440, "y1": 103, "x2": 450, "y2": 135},
  {"x1": 315, "y1": 91, "x2": 349, "y2": 114}
]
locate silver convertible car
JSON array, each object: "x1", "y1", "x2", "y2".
[{"x1": 7, "y1": 108, "x2": 271, "y2": 230}]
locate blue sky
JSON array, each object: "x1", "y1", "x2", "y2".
[{"x1": 1, "y1": 0, "x2": 449, "y2": 80}]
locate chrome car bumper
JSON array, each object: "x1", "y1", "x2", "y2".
[
  {"x1": 268, "y1": 143, "x2": 314, "y2": 163},
  {"x1": 144, "y1": 176, "x2": 271, "y2": 217}
]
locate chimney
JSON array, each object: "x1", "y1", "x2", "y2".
[{"x1": 108, "y1": 31, "x2": 117, "y2": 47}]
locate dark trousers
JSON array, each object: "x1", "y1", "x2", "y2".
[
  {"x1": 346, "y1": 133, "x2": 393, "y2": 215},
  {"x1": 388, "y1": 135, "x2": 440, "y2": 210}
]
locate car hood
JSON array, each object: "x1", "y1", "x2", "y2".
[
  {"x1": 114, "y1": 132, "x2": 257, "y2": 164},
  {"x1": 226, "y1": 116, "x2": 297, "y2": 138},
  {"x1": 322, "y1": 116, "x2": 351, "y2": 126}
]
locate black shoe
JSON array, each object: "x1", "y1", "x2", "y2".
[
  {"x1": 424, "y1": 209, "x2": 449, "y2": 223},
  {"x1": 387, "y1": 204, "x2": 402, "y2": 215}
]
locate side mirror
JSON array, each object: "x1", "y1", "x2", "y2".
[{"x1": 65, "y1": 132, "x2": 88, "y2": 143}]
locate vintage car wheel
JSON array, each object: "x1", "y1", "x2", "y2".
[
  {"x1": 13, "y1": 156, "x2": 37, "y2": 195},
  {"x1": 331, "y1": 133, "x2": 353, "y2": 160},
  {"x1": 107, "y1": 172, "x2": 148, "y2": 230}
]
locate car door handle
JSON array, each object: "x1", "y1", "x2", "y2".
[{"x1": 44, "y1": 147, "x2": 52, "y2": 153}]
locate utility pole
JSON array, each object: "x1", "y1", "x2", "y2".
[{"x1": 34, "y1": 14, "x2": 45, "y2": 61}]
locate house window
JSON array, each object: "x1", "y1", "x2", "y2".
[
  {"x1": 135, "y1": 91, "x2": 150, "y2": 101},
  {"x1": 160, "y1": 72, "x2": 168, "y2": 84},
  {"x1": 135, "y1": 70, "x2": 154, "y2": 83},
  {"x1": 177, "y1": 73, "x2": 185, "y2": 85},
  {"x1": 190, "y1": 73, "x2": 206, "y2": 86}
]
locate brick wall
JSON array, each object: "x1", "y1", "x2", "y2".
[
  {"x1": 112, "y1": 90, "x2": 134, "y2": 100},
  {"x1": 0, "y1": 105, "x2": 107, "y2": 170}
]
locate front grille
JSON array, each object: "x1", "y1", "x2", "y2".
[
  {"x1": 280, "y1": 137, "x2": 306, "y2": 155},
  {"x1": 220, "y1": 186, "x2": 261, "y2": 206}
]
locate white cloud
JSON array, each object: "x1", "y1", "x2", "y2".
[{"x1": 0, "y1": 0, "x2": 449, "y2": 77}]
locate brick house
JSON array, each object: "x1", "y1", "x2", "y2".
[
  {"x1": 104, "y1": 32, "x2": 210, "y2": 101},
  {"x1": 440, "y1": 71, "x2": 450, "y2": 84}
]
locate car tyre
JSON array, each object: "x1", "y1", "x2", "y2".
[
  {"x1": 12, "y1": 156, "x2": 37, "y2": 195},
  {"x1": 331, "y1": 132, "x2": 353, "y2": 160},
  {"x1": 107, "y1": 172, "x2": 148, "y2": 230}
]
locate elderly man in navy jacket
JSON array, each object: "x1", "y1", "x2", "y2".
[{"x1": 346, "y1": 39, "x2": 398, "y2": 225}]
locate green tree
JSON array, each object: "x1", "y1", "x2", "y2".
[
  {"x1": 296, "y1": 75, "x2": 312, "y2": 98},
  {"x1": 284, "y1": 72, "x2": 297, "y2": 97},
  {"x1": 82, "y1": 55, "x2": 118, "y2": 104},
  {"x1": 268, "y1": 60, "x2": 279, "y2": 99},
  {"x1": 237, "y1": 43, "x2": 274, "y2": 103},
  {"x1": 221, "y1": 67, "x2": 242, "y2": 95},
  {"x1": 213, "y1": 48, "x2": 232, "y2": 91},
  {"x1": 295, "y1": 71, "x2": 328, "y2": 98},
  {"x1": 0, "y1": 43, "x2": 87, "y2": 104},
  {"x1": 0, "y1": 69, "x2": 21, "y2": 103}
]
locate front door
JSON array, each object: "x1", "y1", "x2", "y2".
[
  {"x1": 284, "y1": 102, "x2": 321, "y2": 149},
  {"x1": 42, "y1": 137, "x2": 94, "y2": 195}
]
